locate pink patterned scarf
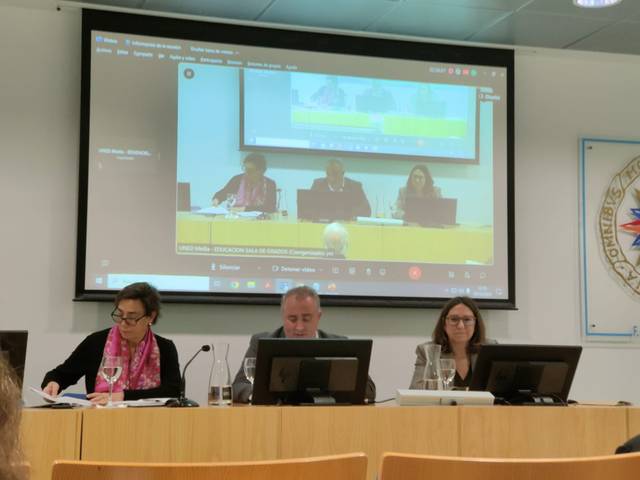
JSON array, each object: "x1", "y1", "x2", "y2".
[
  {"x1": 235, "y1": 176, "x2": 266, "y2": 208},
  {"x1": 95, "y1": 325, "x2": 161, "y2": 393}
]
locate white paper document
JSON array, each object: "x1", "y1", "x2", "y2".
[{"x1": 29, "y1": 386, "x2": 93, "y2": 407}]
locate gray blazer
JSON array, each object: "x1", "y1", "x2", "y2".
[
  {"x1": 409, "y1": 339, "x2": 497, "y2": 389},
  {"x1": 232, "y1": 326, "x2": 376, "y2": 403}
]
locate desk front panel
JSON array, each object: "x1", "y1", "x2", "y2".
[
  {"x1": 459, "y1": 406, "x2": 628, "y2": 458},
  {"x1": 627, "y1": 407, "x2": 640, "y2": 438},
  {"x1": 280, "y1": 406, "x2": 459, "y2": 480},
  {"x1": 21, "y1": 409, "x2": 82, "y2": 480},
  {"x1": 81, "y1": 407, "x2": 281, "y2": 462}
]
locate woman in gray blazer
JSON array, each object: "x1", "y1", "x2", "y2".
[{"x1": 410, "y1": 296, "x2": 494, "y2": 389}]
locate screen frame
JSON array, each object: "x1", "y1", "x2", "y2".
[
  {"x1": 469, "y1": 344, "x2": 583, "y2": 404},
  {"x1": 252, "y1": 338, "x2": 373, "y2": 405},
  {"x1": 75, "y1": 8, "x2": 516, "y2": 309}
]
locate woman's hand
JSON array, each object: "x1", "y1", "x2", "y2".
[
  {"x1": 87, "y1": 391, "x2": 125, "y2": 405},
  {"x1": 43, "y1": 381, "x2": 60, "y2": 396}
]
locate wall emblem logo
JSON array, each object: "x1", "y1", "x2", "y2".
[{"x1": 599, "y1": 155, "x2": 640, "y2": 295}]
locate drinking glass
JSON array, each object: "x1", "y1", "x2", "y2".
[
  {"x1": 225, "y1": 194, "x2": 237, "y2": 209},
  {"x1": 439, "y1": 358, "x2": 456, "y2": 391},
  {"x1": 99, "y1": 356, "x2": 123, "y2": 407},
  {"x1": 243, "y1": 357, "x2": 256, "y2": 385}
]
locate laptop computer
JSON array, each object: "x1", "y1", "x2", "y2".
[
  {"x1": 403, "y1": 196, "x2": 457, "y2": 227},
  {"x1": 297, "y1": 189, "x2": 359, "y2": 222},
  {"x1": 0, "y1": 330, "x2": 28, "y2": 386},
  {"x1": 177, "y1": 182, "x2": 191, "y2": 212}
]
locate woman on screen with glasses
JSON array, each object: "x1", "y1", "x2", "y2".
[
  {"x1": 409, "y1": 296, "x2": 493, "y2": 390},
  {"x1": 392, "y1": 164, "x2": 441, "y2": 220},
  {"x1": 41, "y1": 282, "x2": 180, "y2": 405},
  {"x1": 211, "y1": 153, "x2": 277, "y2": 213}
]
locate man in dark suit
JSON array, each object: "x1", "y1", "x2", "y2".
[
  {"x1": 310, "y1": 159, "x2": 371, "y2": 218},
  {"x1": 232, "y1": 285, "x2": 376, "y2": 403}
]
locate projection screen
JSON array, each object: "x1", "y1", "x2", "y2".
[{"x1": 76, "y1": 9, "x2": 515, "y2": 308}]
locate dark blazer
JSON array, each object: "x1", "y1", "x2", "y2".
[
  {"x1": 310, "y1": 177, "x2": 371, "y2": 218},
  {"x1": 232, "y1": 326, "x2": 376, "y2": 403},
  {"x1": 41, "y1": 328, "x2": 181, "y2": 400},
  {"x1": 212, "y1": 174, "x2": 277, "y2": 213}
]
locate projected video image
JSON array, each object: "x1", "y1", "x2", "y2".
[
  {"x1": 176, "y1": 63, "x2": 494, "y2": 269},
  {"x1": 243, "y1": 70, "x2": 478, "y2": 161}
]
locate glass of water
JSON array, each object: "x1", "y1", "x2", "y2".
[
  {"x1": 243, "y1": 357, "x2": 256, "y2": 385},
  {"x1": 99, "y1": 355, "x2": 123, "y2": 407},
  {"x1": 439, "y1": 358, "x2": 456, "y2": 391}
]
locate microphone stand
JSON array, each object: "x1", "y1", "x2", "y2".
[{"x1": 167, "y1": 345, "x2": 210, "y2": 407}]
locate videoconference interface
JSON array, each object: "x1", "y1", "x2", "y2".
[{"x1": 81, "y1": 11, "x2": 513, "y2": 304}]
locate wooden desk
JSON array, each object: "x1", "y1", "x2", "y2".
[
  {"x1": 20, "y1": 409, "x2": 82, "y2": 480},
  {"x1": 21, "y1": 405, "x2": 633, "y2": 480},
  {"x1": 176, "y1": 214, "x2": 493, "y2": 263}
]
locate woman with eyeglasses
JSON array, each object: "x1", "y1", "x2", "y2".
[
  {"x1": 41, "y1": 282, "x2": 180, "y2": 404},
  {"x1": 409, "y1": 296, "x2": 493, "y2": 390},
  {"x1": 211, "y1": 153, "x2": 277, "y2": 213}
]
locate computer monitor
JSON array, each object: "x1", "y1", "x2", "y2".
[
  {"x1": 403, "y1": 197, "x2": 457, "y2": 227},
  {"x1": 297, "y1": 189, "x2": 360, "y2": 222},
  {"x1": 0, "y1": 331, "x2": 28, "y2": 386},
  {"x1": 252, "y1": 338, "x2": 372, "y2": 405},
  {"x1": 469, "y1": 344, "x2": 582, "y2": 405},
  {"x1": 177, "y1": 182, "x2": 191, "y2": 212}
]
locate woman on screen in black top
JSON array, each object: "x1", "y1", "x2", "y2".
[
  {"x1": 392, "y1": 164, "x2": 441, "y2": 220},
  {"x1": 409, "y1": 296, "x2": 491, "y2": 389},
  {"x1": 211, "y1": 153, "x2": 277, "y2": 213},
  {"x1": 41, "y1": 282, "x2": 180, "y2": 405}
]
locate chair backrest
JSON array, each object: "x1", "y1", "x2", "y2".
[
  {"x1": 379, "y1": 451, "x2": 640, "y2": 480},
  {"x1": 52, "y1": 452, "x2": 367, "y2": 480}
]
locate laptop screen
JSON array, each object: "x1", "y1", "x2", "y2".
[
  {"x1": 404, "y1": 197, "x2": 457, "y2": 226},
  {"x1": 0, "y1": 331, "x2": 28, "y2": 386}
]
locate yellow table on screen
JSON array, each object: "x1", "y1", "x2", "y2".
[{"x1": 176, "y1": 214, "x2": 493, "y2": 264}]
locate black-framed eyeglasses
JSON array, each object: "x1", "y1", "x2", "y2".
[
  {"x1": 445, "y1": 316, "x2": 476, "y2": 327},
  {"x1": 111, "y1": 308, "x2": 148, "y2": 326}
]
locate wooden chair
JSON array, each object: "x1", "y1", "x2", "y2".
[
  {"x1": 379, "y1": 451, "x2": 640, "y2": 480},
  {"x1": 51, "y1": 452, "x2": 367, "y2": 480}
]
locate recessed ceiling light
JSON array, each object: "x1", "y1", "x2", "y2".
[{"x1": 573, "y1": 0, "x2": 622, "y2": 8}]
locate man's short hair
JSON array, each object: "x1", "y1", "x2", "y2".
[{"x1": 280, "y1": 285, "x2": 321, "y2": 312}]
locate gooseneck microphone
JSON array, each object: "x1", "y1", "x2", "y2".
[{"x1": 167, "y1": 344, "x2": 210, "y2": 408}]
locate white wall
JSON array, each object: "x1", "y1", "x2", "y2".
[{"x1": 2, "y1": 3, "x2": 640, "y2": 406}]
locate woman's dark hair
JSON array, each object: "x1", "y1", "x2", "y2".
[
  {"x1": 406, "y1": 164, "x2": 435, "y2": 195},
  {"x1": 243, "y1": 153, "x2": 267, "y2": 174},
  {"x1": 432, "y1": 296, "x2": 486, "y2": 355},
  {"x1": 114, "y1": 282, "x2": 161, "y2": 324}
]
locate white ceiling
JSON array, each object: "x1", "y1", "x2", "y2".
[{"x1": 21, "y1": 0, "x2": 640, "y2": 55}]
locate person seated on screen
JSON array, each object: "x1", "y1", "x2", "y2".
[
  {"x1": 211, "y1": 153, "x2": 277, "y2": 213},
  {"x1": 232, "y1": 285, "x2": 376, "y2": 403},
  {"x1": 0, "y1": 356, "x2": 26, "y2": 480},
  {"x1": 41, "y1": 282, "x2": 180, "y2": 405},
  {"x1": 310, "y1": 75, "x2": 346, "y2": 109},
  {"x1": 409, "y1": 296, "x2": 495, "y2": 390},
  {"x1": 392, "y1": 164, "x2": 442, "y2": 220},
  {"x1": 357, "y1": 80, "x2": 395, "y2": 113},
  {"x1": 310, "y1": 159, "x2": 371, "y2": 218}
]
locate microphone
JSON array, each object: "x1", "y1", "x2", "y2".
[{"x1": 167, "y1": 344, "x2": 210, "y2": 408}]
